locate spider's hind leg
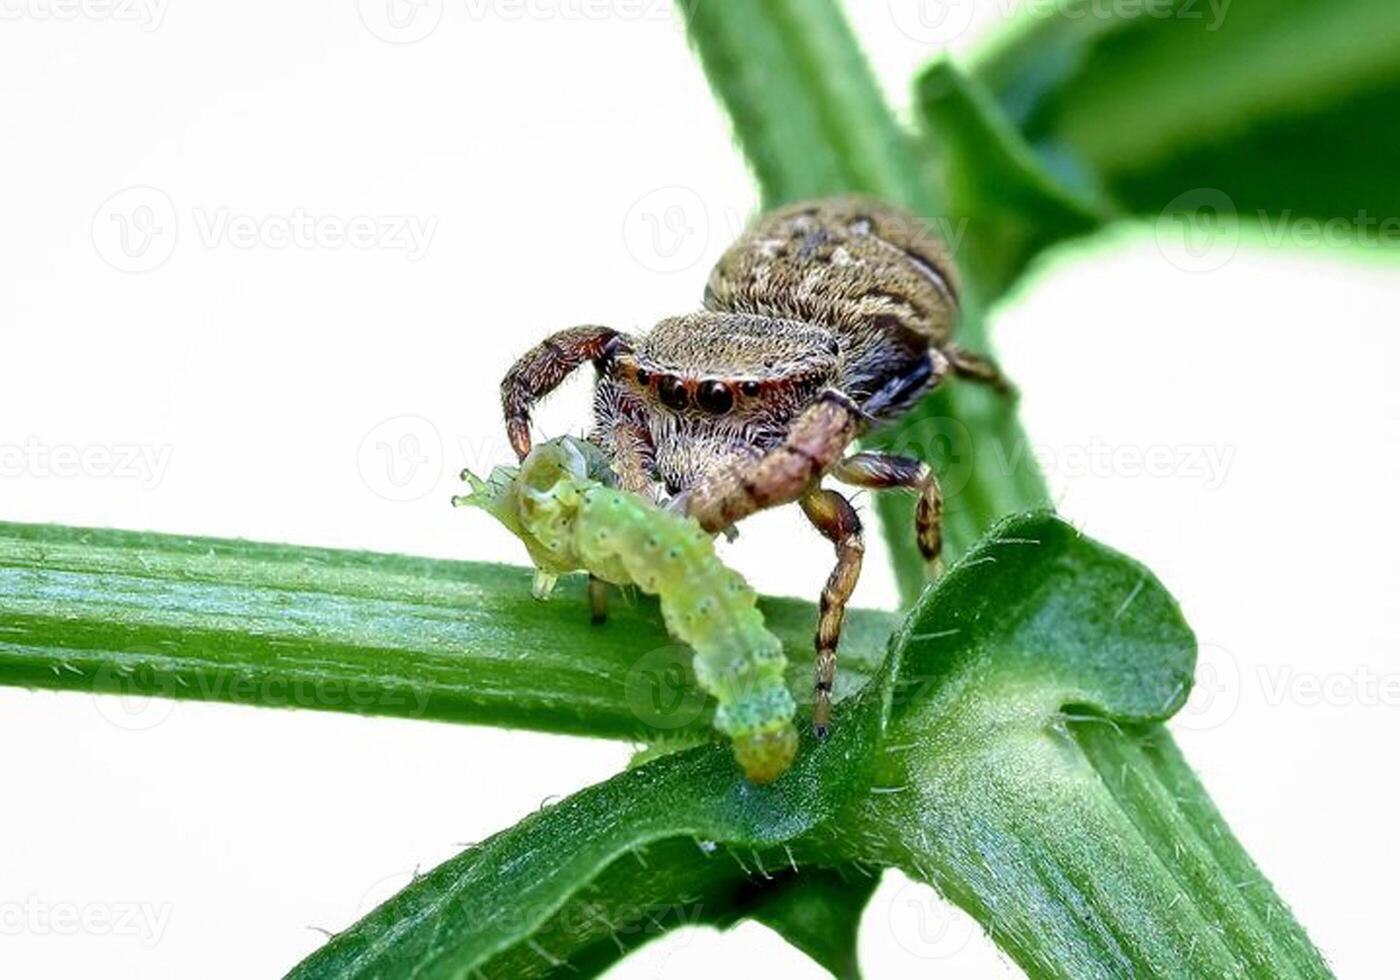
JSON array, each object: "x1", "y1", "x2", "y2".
[
  {"x1": 799, "y1": 487, "x2": 864, "y2": 739},
  {"x1": 943, "y1": 343, "x2": 1016, "y2": 398}
]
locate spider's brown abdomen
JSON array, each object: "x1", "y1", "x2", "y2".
[{"x1": 704, "y1": 196, "x2": 962, "y2": 359}]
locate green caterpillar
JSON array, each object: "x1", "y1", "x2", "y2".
[{"x1": 454, "y1": 436, "x2": 798, "y2": 783}]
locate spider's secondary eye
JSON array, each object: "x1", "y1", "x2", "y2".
[
  {"x1": 740, "y1": 380, "x2": 761, "y2": 397},
  {"x1": 634, "y1": 367, "x2": 651, "y2": 386},
  {"x1": 658, "y1": 375, "x2": 689, "y2": 410},
  {"x1": 697, "y1": 381, "x2": 734, "y2": 414}
]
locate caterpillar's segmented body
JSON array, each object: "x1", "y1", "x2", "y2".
[{"x1": 455, "y1": 437, "x2": 798, "y2": 783}]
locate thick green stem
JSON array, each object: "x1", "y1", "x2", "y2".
[
  {"x1": 0, "y1": 521, "x2": 894, "y2": 741},
  {"x1": 679, "y1": 0, "x2": 1050, "y2": 601}
]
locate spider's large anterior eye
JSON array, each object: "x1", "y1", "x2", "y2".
[
  {"x1": 658, "y1": 375, "x2": 689, "y2": 411},
  {"x1": 697, "y1": 380, "x2": 734, "y2": 414}
]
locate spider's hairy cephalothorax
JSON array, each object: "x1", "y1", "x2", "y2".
[
  {"x1": 497, "y1": 195, "x2": 1010, "y2": 743},
  {"x1": 596, "y1": 311, "x2": 840, "y2": 495}
]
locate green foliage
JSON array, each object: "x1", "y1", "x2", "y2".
[
  {"x1": 866, "y1": 517, "x2": 1329, "y2": 978},
  {"x1": 959, "y1": 0, "x2": 1400, "y2": 282},
  {"x1": 286, "y1": 513, "x2": 1326, "y2": 979},
  {"x1": 2, "y1": 0, "x2": 1379, "y2": 975}
]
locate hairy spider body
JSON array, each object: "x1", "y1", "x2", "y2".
[
  {"x1": 706, "y1": 196, "x2": 961, "y2": 412},
  {"x1": 499, "y1": 196, "x2": 1008, "y2": 738}
]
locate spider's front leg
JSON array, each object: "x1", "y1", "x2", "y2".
[
  {"x1": 683, "y1": 390, "x2": 863, "y2": 534},
  {"x1": 799, "y1": 487, "x2": 863, "y2": 737},
  {"x1": 500, "y1": 325, "x2": 623, "y2": 460},
  {"x1": 682, "y1": 391, "x2": 863, "y2": 737}
]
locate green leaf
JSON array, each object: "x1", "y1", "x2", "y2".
[
  {"x1": 852, "y1": 512, "x2": 1330, "y2": 979},
  {"x1": 0, "y1": 521, "x2": 894, "y2": 741},
  {"x1": 287, "y1": 512, "x2": 1330, "y2": 979},
  {"x1": 287, "y1": 680, "x2": 887, "y2": 979},
  {"x1": 883, "y1": 511, "x2": 1193, "y2": 725},
  {"x1": 915, "y1": 61, "x2": 1113, "y2": 299},
  {"x1": 970, "y1": 0, "x2": 1400, "y2": 257}
]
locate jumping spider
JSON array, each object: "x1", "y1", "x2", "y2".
[{"x1": 500, "y1": 196, "x2": 1009, "y2": 736}]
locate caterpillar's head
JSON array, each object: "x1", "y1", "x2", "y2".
[{"x1": 455, "y1": 436, "x2": 615, "y2": 588}]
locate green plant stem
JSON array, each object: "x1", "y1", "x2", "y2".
[
  {"x1": 0, "y1": 521, "x2": 894, "y2": 741},
  {"x1": 680, "y1": 0, "x2": 1051, "y2": 601},
  {"x1": 287, "y1": 513, "x2": 1333, "y2": 979}
]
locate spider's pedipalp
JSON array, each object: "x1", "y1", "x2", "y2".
[{"x1": 500, "y1": 324, "x2": 625, "y2": 460}]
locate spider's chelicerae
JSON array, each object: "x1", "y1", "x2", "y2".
[{"x1": 500, "y1": 196, "x2": 1009, "y2": 735}]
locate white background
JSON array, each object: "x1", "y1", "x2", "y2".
[{"x1": 2, "y1": 1, "x2": 1397, "y2": 977}]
